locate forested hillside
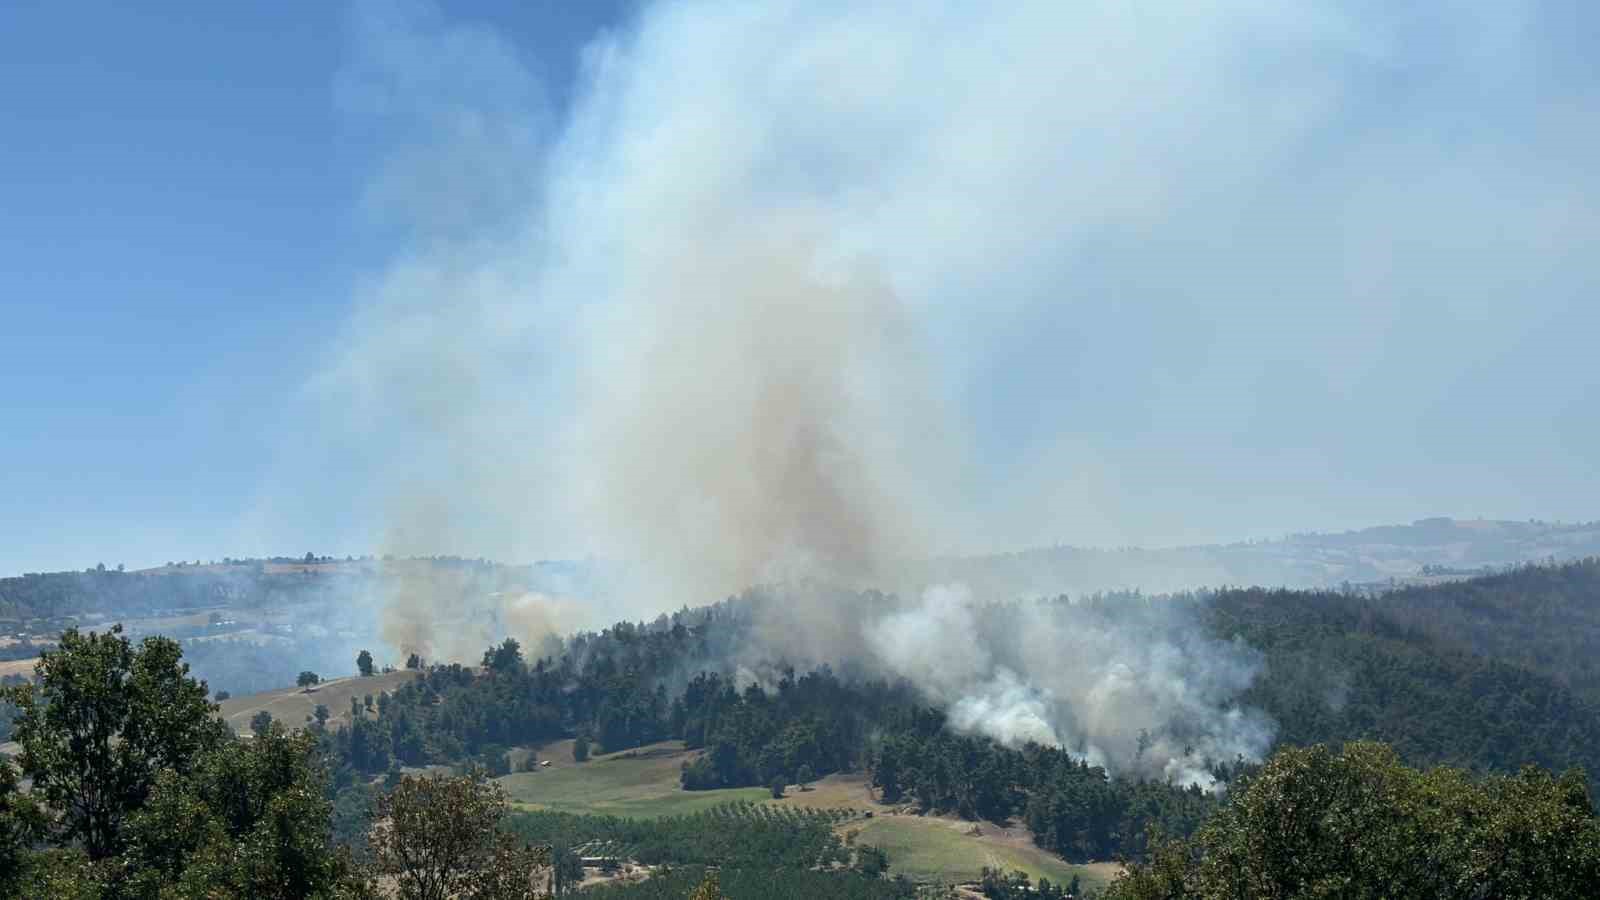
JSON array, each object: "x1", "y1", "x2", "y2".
[
  {"x1": 1208, "y1": 559, "x2": 1600, "y2": 780},
  {"x1": 292, "y1": 559, "x2": 1600, "y2": 870},
  {"x1": 1378, "y1": 558, "x2": 1600, "y2": 701}
]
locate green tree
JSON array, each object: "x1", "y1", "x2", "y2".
[
  {"x1": 298, "y1": 670, "x2": 321, "y2": 688},
  {"x1": 357, "y1": 650, "x2": 375, "y2": 677},
  {"x1": 796, "y1": 763, "x2": 814, "y2": 791},
  {"x1": 373, "y1": 772, "x2": 548, "y2": 900},
  {"x1": 251, "y1": 710, "x2": 275, "y2": 737},
  {"x1": 855, "y1": 844, "x2": 888, "y2": 877},
  {"x1": 0, "y1": 759, "x2": 46, "y2": 894},
  {"x1": 3, "y1": 625, "x2": 226, "y2": 859},
  {"x1": 573, "y1": 735, "x2": 590, "y2": 763},
  {"x1": 120, "y1": 724, "x2": 367, "y2": 898},
  {"x1": 688, "y1": 870, "x2": 724, "y2": 900},
  {"x1": 482, "y1": 638, "x2": 523, "y2": 676},
  {"x1": 770, "y1": 776, "x2": 786, "y2": 799},
  {"x1": 1105, "y1": 741, "x2": 1600, "y2": 900}
]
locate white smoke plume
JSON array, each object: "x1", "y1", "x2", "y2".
[
  {"x1": 866, "y1": 585, "x2": 1273, "y2": 784},
  {"x1": 293, "y1": 0, "x2": 1584, "y2": 779}
]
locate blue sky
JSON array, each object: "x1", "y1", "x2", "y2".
[
  {"x1": 2, "y1": 1, "x2": 1598, "y2": 578},
  {"x1": 0, "y1": 2, "x2": 634, "y2": 573}
]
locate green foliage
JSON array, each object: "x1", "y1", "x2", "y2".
[
  {"x1": 330, "y1": 783, "x2": 377, "y2": 858},
  {"x1": 1210, "y1": 570, "x2": 1600, "y2": 782},
  {"x1": 357, "y1": 649, "x2": 375, "y2": 677},
  {"x1": 582, "y1": 865, "x2": 916, "y2": 899},
  {"x1": 13, "y1": 849, "x2": 113, "y2": 900},
  {"x1": 0, "y1": 759, "x2": 46, "y2": 895},
  {"x1": 855, "y1": 843, "x2": 889, "y2": 877},
  {"x1": 978, "y1": 867, "x2": 1071, "y2": 899},
  {"x1": 687, "y1": 870, "x2": 723, "y2": 900},
  {"x1": 574, "y1": 735, "x2": 591, "y2": 762},
  {"x1": 3, "y1": 625, "x2": 227, "y2": 859},
  {"x1": 505, "y1": 801, "x2": 858, "y2": 871},
  {"x1": 1104, "y1": 741, "x2": 1600, "y2": 900},
  {"x1": 0, "y1": 626, "x2": 370, "y2": 897},
  {"x1": 481, "y1": 743, "x2": 512, "y2": 777},
  {"x1": 299, "y1": 670, "x2": 321, "y2": 687},
  {"x1": 770, "y1": 777, "x2": 785, "y2": 799},
  {"x1": 251, "y1": 709, "x2": 275, "y2": 737},
  {"x1": 374, "y1": 771, "x2": 549, "y2": 900},
  {"x1": 120, "y1": 724, "x2": 362, "y2": 899},
  {"x1": 1382, "y1": 558, "x2": 1600, "y2": 703},
  {"x1": 870, "y1": 711, "x2": 1217, "y2": 861}
]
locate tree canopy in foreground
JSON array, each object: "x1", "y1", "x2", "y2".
[{"x1": 1106, "y1": 741, "x2": 1600, "y2": 900}]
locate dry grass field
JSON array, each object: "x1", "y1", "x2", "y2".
[{"x1": 217, "y1": 669, "x2": 419, "y2": 733}]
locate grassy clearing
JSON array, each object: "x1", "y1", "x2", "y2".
[
  {"x1": 775, "y1": 774, "x2": 1116, "y2": 889},
  {"x1": 497, "y1": 740, "x2": 769, "y2": 817},
  {"x1": 843, "y1": 816, "x2": 1117, "y2": 890},
  {"x1": 766, "y1": 772, "x2": 881, "y2": 812}
]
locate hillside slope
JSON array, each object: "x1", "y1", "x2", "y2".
[
  {"x1": 218, "y1": 669, "x2": 419, "y2": 734},
  {"x1": 1209, "y1": 561, "x2": 1600, "y2": 779}
]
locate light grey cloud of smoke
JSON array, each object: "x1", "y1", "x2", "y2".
[
  {"x1": 866, "y1": 585, "x2": 1273, "y2": 785},
  {"x1": 294, "y1": 0, "x2": 1600, "y2": 776}
]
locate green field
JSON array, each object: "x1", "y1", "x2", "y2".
[
  {"x1": 497, "y1": 747, "x2": 1114, "y2": 887},
  {"x1": 497, "y1": 740, "x2": 769, "y2": 817},
  {"x1": 844, "y1": 816, "x2": 1119, "y2": 890}
]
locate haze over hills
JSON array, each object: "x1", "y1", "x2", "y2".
[
  {"x1": 916, "y1": 516, "x2": 1600, "y2": 599},
  {"x1": 8, "y1": 516, "x2": 1599, "y2": 632}
]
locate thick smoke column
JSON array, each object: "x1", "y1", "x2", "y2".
[
  {"x1": 867, "y1": 585, "x2": 1273, "y2": 784},
  {"x1": 308, "y1": 0, "x2": 1568, "y2": 779}
]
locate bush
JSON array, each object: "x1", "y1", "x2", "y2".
[{"x1": 481, "y1": 744, "x2": 511, "y2": 777}]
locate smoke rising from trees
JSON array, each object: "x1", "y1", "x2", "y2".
[{"x1": 299, "y1": 0, "x2": 1592, "y2": 779}]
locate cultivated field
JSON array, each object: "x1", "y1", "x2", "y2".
[
  {"x1": 778, "y1": 773, "x2": 1116, "y2": 890},
  {"x1": 499, "y1": 746, "x2": 1116, "y2": 889},
  {"x1": 497, "y1": 739, "x2": 769, "y2": 816}
]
